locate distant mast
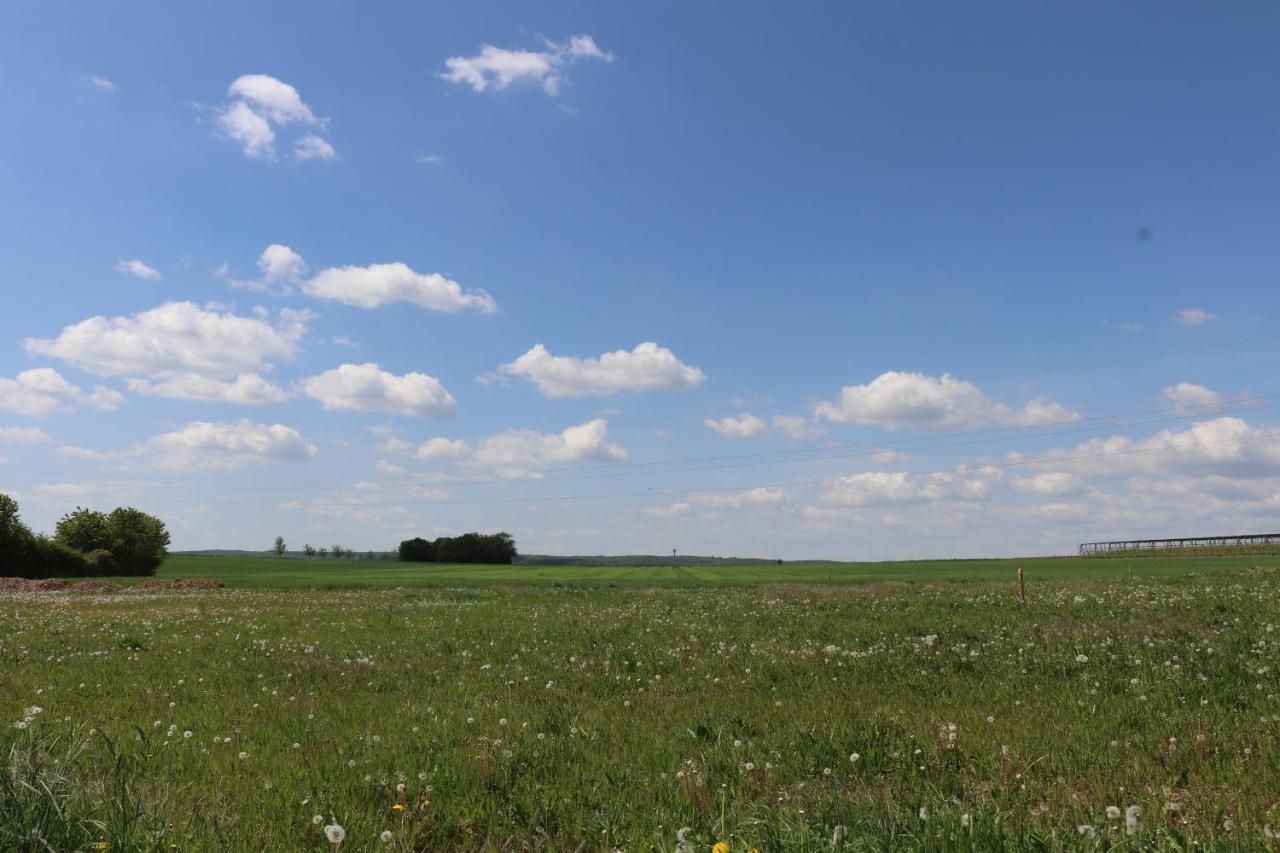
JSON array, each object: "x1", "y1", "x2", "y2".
[{"x1": 672, "y1": 548, "x2": 677, "y2": 567}]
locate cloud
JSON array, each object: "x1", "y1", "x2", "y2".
[
  {"x1": 217, "y1": 74, "x2": 333, "y2": 160},
  {"x1": 813, "y1": 371, "x2": 1077, "y2": 430},
  {"x1": 216, "y1": 244, "x2": 309, "y2": 294},
  {"x1": 303, "y1": 261, "x2": 496, "y2": 312},
  {"x1": 1162, "y1": 382, "x2": 1224, "y2": 412},
  {"x1": 704, "y1": 413, "x2": 769, "y2": 438},
  {"x1": 299, "y1": 363, "x2": 456, "y2": 417},
  {"x1": 641, "y1": 487, "x2": 790, "y2": 518},
  {"x1": 147, "y1": 420, "x2": 317, "y2": 470},
  {"x1": 416, "y1": 152, "x2": 444, "y2": 166},
  {"x1": 294, "y1": 134, "x2": 336, "y2": 161},
  {"x1": 375, "y1": 459, "x2": 407, "y2": 476},
  {"x1": 1010, "y1": 471, "x2": 1082, "y2": 495},
  {"x1": 498, "y1": 342, "x2": 705, "y2": 398},
  {"x1": 219, "y1": 100, "x2": 275, "y2": 158},
  {"x1": 441, "y1": 34, "x2": 613, "y2": 97},
  {"x1": 86, "y1": 75, "x2": 119, "y2": 93},
  {"x1": 416, "y1": 418, "x2": 626, "y2": 473},
  {"x1": 692, "y1": 486, "x2": 789, "y2": 509},
  {"x1": 1027, "y1": 416, "x2": 1280, "y2": 479},
  {"x1": 0, "y1": 426, "x2": 53, "y2": 443},
  {"x1": 115, "y1": 259, "x2": 161, "y2": 280},
  {"x1": 415, "y1": 437, "x2": 470, "y2": 460},
  {"x1": 0, "y1": 368, "x2": 122, "y2": 417},
  {"x1": 822, "y1": 466, "x2": 1001, "y2": 507},
  {"x1": 1177, "y1": 308, "x2": 1217, "y2": 326},
  {"x1": 61, "y1": 419, "x2": 318, "y2": 470},
  {"x1": 259, "y1": 244, "x2": 308, "y2": 283},
  {"x1": 771, "y1": 415, "x2": 819, "y2": 441},
  {"x1": 703, "y1": 412, "x2": 818, "y2": 440},
  {"x1": 25, "y1": 301, "x2": 308, "y2": 382},
  {"x1": 126, "y1": 373, "x2": 289, "y2": 405}
]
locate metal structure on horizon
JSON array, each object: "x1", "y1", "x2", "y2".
[{"x1": 1079, "y1": 533, "x2": 1280, "y2": 556}]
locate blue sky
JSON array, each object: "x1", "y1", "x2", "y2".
[{"x1": 2, "y1": 2, "x2": 1279, "y2": 558}]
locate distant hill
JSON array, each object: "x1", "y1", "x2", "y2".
[
  {"x1": 172, "y1": 549, "x2": 813, "y2": 566},
  {"x1": 515, "y1": 554, "x2": 807, "y2": 566}
]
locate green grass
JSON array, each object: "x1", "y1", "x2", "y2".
[
  {"x1": 4, "y1": 560, "x2": 1280, "y2": 849},
  {"x1": 129, "y1": 552, "x2": 1280, "y2": 589}
]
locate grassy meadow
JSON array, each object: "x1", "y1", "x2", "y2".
[
  {"x1": 144, "y1": 552, "x2": 1280, "y2": 588},
  {"x1": 4, "y1": 557, "x2": 1280, "y2": 850}
]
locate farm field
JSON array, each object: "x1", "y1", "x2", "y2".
[
  {"x1": 4, "y1": 562, "x2": 1280, "y2": 850},
  {"x1": 134, "y1": 552, "x2": 1280, "y2": 589}
]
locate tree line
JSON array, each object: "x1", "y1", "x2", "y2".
[
  {"x1": 398, "y1": 532, "x2": 517, "y2": 564},
  {"x1": 0, "y1": 493, "x2": 170, "y2": 578}
]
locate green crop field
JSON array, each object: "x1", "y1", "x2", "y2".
[
  {"x1": 137, "y1": 552, "x2": 1280, "y2": 589},
  {"x1": 5, "y1": 558, "x2": 1280, "y2": 850}
]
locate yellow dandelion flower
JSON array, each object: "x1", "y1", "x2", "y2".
[
  {"x1": 391, "y1": 803, "x2": 405, "y2": 813},
  {"x1": 93, "y1": 844, "x2": 108, "y2": 851},
  {"x1": 713, "y1": 843, "x2": 730, "y2": 853},
  {"x1": 421, "y1": 798, "x2": 432, "y2": 810}
]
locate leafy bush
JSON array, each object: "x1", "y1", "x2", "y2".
[
  {"x1": 83, "y1": 549, "x2": 119, "y2": 575},
  {"x1": 1, "y1": 494, "x2": 169, "y2": 578},
  {"x1": 105, "y1": 508, "x2": 169, "y2": 576}
]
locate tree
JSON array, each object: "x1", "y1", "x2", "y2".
[
  {"x1": 55, "y1": 507, "x2": 112, "y2": 553},
  {"x1": 273, "y1": 536, "x2": 287, "y2": 558},
  {"x1": 331, "y1": 544, "x2": 345, "y2": 560},
  {"x1": 106, "y1": 507, "x2": 170, "y2": 576},
  {"x1": 303, "y1": 544, "x2": 316, "y2": 559},
  {"x1": 0, "y1": 493, "x2": 35, "y2": 566},
  {"x1": 318, "y1": 547, "x2": 329, "y2": 559},
  {"x1": 398, "y1": 537, "x2": 435, "y2": 562},
  {"x1": 400, "y1": 532, "x2": 516, "y2": 564}
]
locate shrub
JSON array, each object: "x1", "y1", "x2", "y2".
[
  {"x1": 105, "y1": 508, "x2": 169, "y2": 576},
  {"x1": 83, "y1": 549, "x2": 118, "y2": 575}
]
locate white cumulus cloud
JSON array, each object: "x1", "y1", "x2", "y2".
[
  {"x1": 822, "y1": 466, "x2": 1001, "y2": 507},
  {"x1": 115, "y1": 259, "x2": 161, "y2": 280},
  {"x1": 441, "y1": 34, "x2": 612, "y2": 97},
  {"x1": 1010, "y1": 471, "x2": 1082, "y2": 495},
  {"x1": 217, "y1": 74, "x2": 333, "y2": 161},
  {"x1": 416, "y1": 418, "x2": 627, "y2": 475},
  {"x1": 1162, "y1": 382, "x2": 1224, "y2": 412},
  {"x1": 1028, "y1": 416, "x2": 1280, "y2": 479},
  {"x1": 704, "y1": 413, "x2": 769, "y2": 438},
  {"x1": 498, "y1": 342, "x2": 705, "y2": 398},
  {"x1": 24, "y1": 301, "x2": 308, "y2": 382},
  {"x1": 127, "y1": 373, "x2": 289, "y2": 405},
  {"x1": 60, "y1": 419, "x2": 318, "y2": 470},
  {"x1": 0, "y1": 368, "x2": 122, "y2": 417},
  {"x1": 303, "y1": 261, "x2": 495, "y2": 313},
  {"x1": 0, "y1": 426, "x2": 53, "y2": 443},
  {"x1": 813, "y1": 371, "x2": 1076, "y2": 430},
  {"x1": 299, "y1": 363, "x2": 456, "y2": 417}
]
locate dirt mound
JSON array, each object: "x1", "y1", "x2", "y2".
[
  {"x1": 0, "y1": 577, "x2": 222, "y2": 593},
  {"x1": 74, "y1": 580, "x2": 124, "y2": 592},
  {"x1": 0, "y1": 577, "x2": 73, "y2": 592},
  {"x1": 135, "y1": 578, "x2": 226, "y2": 590}
]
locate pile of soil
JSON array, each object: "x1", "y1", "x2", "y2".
[
  {"x1": 0, "y1": 577, "x2": 74, "y2": 592},
  {"x1": 0, "y1": 577, "x2": 224, "y2": 592},
  {"x1": 135, "y1": 578, "x2": 226, "y2": 590}
]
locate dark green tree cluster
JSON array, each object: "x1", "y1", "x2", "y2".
[
  {"x1": 0, "y1": 494, "x2": 170, "y2": 578},
  {"x1": 398, "y1": 531, "x2": 516, "y2": 564}
]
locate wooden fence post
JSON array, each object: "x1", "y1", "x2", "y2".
[{"x1": 1018, "y1": 566, "x2": 1025, "y2": 604}]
